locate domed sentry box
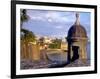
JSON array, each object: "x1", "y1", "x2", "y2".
[{"x1": 67, "y1": 13, "x2": 88, "y2": 63}]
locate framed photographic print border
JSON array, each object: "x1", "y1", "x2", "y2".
[{"x1": 11, "y1": 0, "x2": 97, "y2": 79}]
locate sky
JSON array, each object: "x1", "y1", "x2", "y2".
[{"x1": 22, "y1": 9, "x2": 90, "y2": 40}]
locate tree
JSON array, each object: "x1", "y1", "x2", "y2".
[
  {"x1": 21, "y1": 29, "x2": 36, "y2": 59},
  {"x1": 21, "y1": 29, "x2": 36, "y2": 42},
  {"x1": 20, "y1": 9, "x2": 30, "y2": 42},
  {"x1": 20, "y1": 10, "x2": 37, "y2": 59},
  {"x1": 49, "y1": 38, "x2": 62, "y2": 49},
  {"x1": 20, "y1": 9, "x2": 29, "y2": 28}
]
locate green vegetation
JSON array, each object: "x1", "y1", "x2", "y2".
[
  {"x1": 20, "y1": 9, "x2": 36, "y2": 43},
  {"x1": 21, "y1": 29, "x2": 36, "y2": 42},
  {"x1": 49, "y1": 38, "x2": 62, "y2": 49},
  {"x1": 20, "y1": 9, "x2": 29, "y2": 28}
]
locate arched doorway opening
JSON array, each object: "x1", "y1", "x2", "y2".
[{"x1": 72, "y1": 46, "x2": 79, "y2": 61}]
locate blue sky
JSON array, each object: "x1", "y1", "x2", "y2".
[{"x1": 22, "y1": 9, "x2": 90, "y2": 39}]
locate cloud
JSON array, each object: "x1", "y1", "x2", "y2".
[
  {"x1": 27, "y1": 10, "x2": 75, "y2": 23},
  {"x1": 55, "y1": 25, "x2": 63, "y2": 29},
  {"x1": 47, "y1": 18, "x2": 53, "y2": 23},
  {"x1": 31, "y1": 16, "x2": 45, "y2": 21},
  {"x1": 45, "y1": 11, "x2": 74, "y2": 23}
]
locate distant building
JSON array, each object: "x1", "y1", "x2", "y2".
[
  {"x1": 67, "y1": 13, "x2": 88, "y2": 62},
  {"x1": 44, "y1": 36, "x2": 52, "y2": 44}
]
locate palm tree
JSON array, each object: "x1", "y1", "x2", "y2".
[
  {"x1": 20, "y1": 9, "x2": 29, "y2": 28},
  {"x1": 20, "y1": 9, "x2": 29, "y2": 58},
  {"x1": 21, "y1": 29, "x2": 36, "y2": 59},
  {"x1": 21, "y1": 29, "x2": 36, "y2": 42}
]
